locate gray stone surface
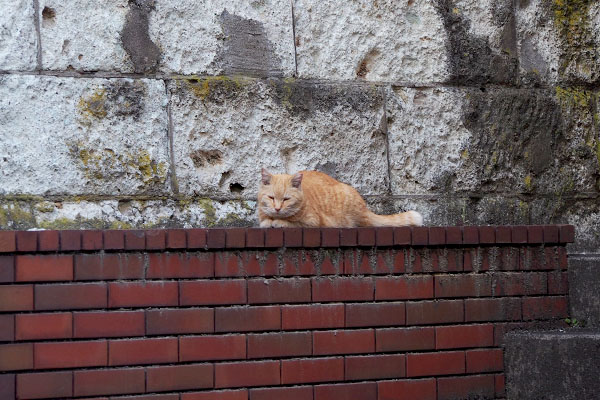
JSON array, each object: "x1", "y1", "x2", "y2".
[
  {"x1": 0, "y1": 0, "x2": 38, "y2": 71},
  {"x1": 151, "y1": 0, "x2": 295, "y2": 76},
  {"x1": 0, "y1": 75, "x2": 170, "y2": 196},
  {"x1": 169, "y1": 77, "x2": 388, "y2": 198},
  {"x1": 504, "y1": 330, "x2": 600, "y2": 400},
  {"x1": 569, "y1": 257, "x2": 600, "y2": 327}
]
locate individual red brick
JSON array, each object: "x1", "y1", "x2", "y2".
[
  {"x1": 376, "y1": 327, "x2": 435, "y2": 352},
  {"x1": 246, "y1": 228, "x2": 265, "y2": 248},
  {"x1": 17, "y1": 371, "x2": 72, "y2": 399},
  {"x1": 444, "y1": 226, "x2": 461, "y2": 245},
  {"x1": 0, "y1": 285, "x2": 33, "y2": 311},
  {"x1": 312, "y1": 276, "x2": 374, "y2": 301},
  {"x1": 284, "y1": 228, "x2": 303, "y2": 247},
  {"x1": 74, "y1": 311, "x2": 145, "y2": 338},
  {"x1": 167, "y1": 229, "x2": 187, "y2": 249},
  {"x1": 147, "y1": 252, "x2": 213, "y2": 279},
  {"x1": 35, "y1": 283, "x2": 107, "y2": 310},
  {"x1": 215, "y1": 251, "x2": 279, "y2": 277},
  {"x1": 248, "y1": 332, "x2": 312, "y2": 359},
  {"x1": 73, "y1": 368, "x2": 145, "y2": 397},
  {"x1": 124, "y1": 230, "x2": 145, "y2": 250},
  {"x1": 492, "y1": 272, "x2": 547, "y2": 296},
  {"x1": 0, "y1": 343, "x2": 33, "y2": 371},
  {"x1": 16, "y1": 313, "x2": 72, "y2": 340},
  {"x1": 411, "y1": 227, "x2": 428, "y2": 245},
  {"x1": 437, "y1": 375, "x2": 495, "y2": 400},
  {"x1": 103, "y1": 230, "x2": 125, "y2": 250},
  {"x1": 0, "y1": 315, "x2": 14, "y2": 341},
  {"x1": 345, "y1": 302, "x2": 405, "y2": 327},
  {"x1": 462, "y1": 226, "x2": 479, "y2": 245},
  {"x1": 16, "y1": 231, "x2": 37, "y2": 252},
  {"x1": 357, "y1": 227, "x2": 375, "y2": 246},
  {"x1": 543, "y1": 225, "x2": 559, "y2": 243},
  {"x1": 187, "y1": 229, "x2": 207, "y2": 249},
  {"x1": 314, "y1": 382, "x2": 376, "y2": 400},
  {"x1": 35, "y1": 341, "x2": 107, "y2": 369},
  {"x1": 0, "y1": 255, "x2": 14, "y2": 282},
  {"x1": 522, "y1": 296, "x2": 568, "y2": 320},
  {"x1": 345, "y1": 354, "x2": 405, "y2": 380},
  {"x1": 495, "y1": 226, "x2": 511, "y2": 243},
  {"x1": 225, "y1": 228, "x2": 246, "y2": 249},
  {"x1": 16, "y1": 254, "x2": 73, "y2": 282},
  {"x1": 512, "y1": 226, "x2": 528, "y2": 244},
  {"x1": 548, "y1": 271, "x2": 569, "y2": 295},
  {"x1": 108, "y1": 281, "x2": 178, "y2": 308},
  {"x1": 264, "y1": 228, "x2": 283, "y2": 247},
  {"x1": 147, "y1": 308, "x2": 213, "y2": 335},
  {"x1": 436, "y1": 324, "x2": 494, "y2": 349},
  {"x1": 282, "y1": 304, "x2": 344, "y2": 330},
  {"x1": 558, "y1": 246, "x2": 568, "y2": 270},
  {"x1": 248, "y1": 278, "x2": 310, "y2": 304},
  {"x1": 321, "y1": 228, "x2": 340, "y2": 247},
  {"x1": 378, "y1": 379, "x2": 436, "y2": 400},
  {"x1": 215, "y1": 306, "x2": 280, "y2": 332},
  {"x1": 465, "y1": 297, "x2": 522, "y2": 322},
  {"x1": 180, "y1": 279, "x2": 246, "y2": 305},
  {"x1": 180, "y1": 335, "x2": 246, "y2": 362},
  {"x1": 559, "y1": 225, "x2": 575, "y2": 243},
  {"x1": 466, "y1": 348, "x2": 504, "y2": 373},
  {"x1": 215, "y1": 361, "x2": 280, "y2": 388},
  {"x1": 479, "y1": 226, "x2": 495, "y2": 244},
  {"x1": 303, "y1": 228, "x2": 321, "y2": 247},
  {"x1": 75, "y1": 253, "x2": 144, "y2": 281},
  {"x1": 59, "y1": 230, "x2": 81, "y2": 251},
  {"x1": 0, "y1": 231, "x2": 16, "y2": 253},
  {"x1": 340, "y1": 228, "x2": 358, "y2": 246},
  {"x1": 374, "y1": 227, "x2": 394, "y2": 247},
  {"x1": 281, "y1": 357, "x2": 344, "y2": 384},
  {"x1": 428, "y1": 227, "x2": 445, "y2": 245},
  {"x1": 38, "y1": 230, "x2": 60, "y2": 251},
  {"x1": 495, "y1": 374, "x2": 506, "y2": 397},
  {"x1": 406, "y1": 300, "x2": 464, "y2": 325},
  {"x1": 250, "y1": 386, "x2": 312, "y2": 400},
  {"x1": 394, "y1": 227, "x2": 411, "y2": 245},
  {"x1": 375, "y1": 275, "x2": 433, "y2": 300},
  {"x1": 0, "y1": 374, "x2": 14, "y2": 400},
  {"x1": 313, "y1": 329, "x2": 374, "y2": 355},
  {"x1": 109, "y1": 338, "x2": 177, "y2": 366},
  {"x1": 434, "y1": 274, "x2": 491, "y2": 298},
  {"x1": 406, "y1": 351, "x2": 464, "y2": 377},
  {"x1": 183, "y1": 390, "x2": 248, "y2": 400},
  {"x1": 145, "y1": 229, "x2": 166, "y2": 250},
  {"x1": 147, "y1": 364, "x2": 213, "y2": 392},
  {"x1": 207, "y1": 229, "x2": 226, "y2": 249},
  {"x1": 528, "y1": 225, "x2": 544, "y2": 243},
  {"x1": 81, "y1": 230, "x2": 103, "y2": 250}
]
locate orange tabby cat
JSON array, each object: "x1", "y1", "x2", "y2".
[{"x1": 258, "y1": 169, "x2": 423, "y2": 228}]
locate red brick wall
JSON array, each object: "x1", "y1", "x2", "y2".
[{"x1": 0, "y1": 226, "x2": 573, "y2": 400}]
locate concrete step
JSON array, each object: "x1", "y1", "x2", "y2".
[
  {"x1": 569, "y1": 257, "x2": 600, "y2": 328},
  {"x1": 504, "y1": 330, "x2": 600, "y2": 400}
]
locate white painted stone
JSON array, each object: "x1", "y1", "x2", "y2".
[
  {"x1": 151, "y1": 0, "x2": 295, "y2": 76},
  {"x1": 169, "y1": 77, "x2": 389, "y2": 198},
  {"x1": 387, "y1": 87, "x2": 471, "y2": 195},
  {"x1": 0, "y1": 75, "x2": 169, "y2": 195},
  {"x1": 39, "y1": 0, "x2": 131, "y2": 72},
  {"x1": 0, "y1": 0, "x2": 38, "y2": 71},
  {"x1": 293, "y1": 0, "x2": 448, "y2": 83}
]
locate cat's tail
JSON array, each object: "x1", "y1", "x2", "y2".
[{"x1": 364, "y1": 210, "x2": 423, "y2": 227}]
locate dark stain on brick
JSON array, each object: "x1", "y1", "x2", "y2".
[{"x1": 121, "y1": 0, "x2": 161, "y2": 73}]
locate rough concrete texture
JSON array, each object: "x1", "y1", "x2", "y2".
[
  {"x1": 151, "y1": 0, "x2": 295, "y2": 76},
  {"x1": 169, "y1": 76, "x2": 388, "y2": 197},
  {"x1": 294, "y1": 0, "x2": 448, "y2": 83},
  {"x1": 504, "y1": 330, "x2": 600, "y2": 400},
  {"x1": 568, "y1": 257, "x2": 600, "y2": 327},
  {"x1": 0, "y1": 0, "x2": 38, "y2": 71},
  {"x1": 0, "y1": 75, "x2": 170, "y2": 196}
]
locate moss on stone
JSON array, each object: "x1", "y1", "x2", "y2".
[
  {"x1": 182, "y1": 75, "x2": 252, "y2": 102},
  {"x1": 197, "y1": 198, "x2": 217, "y2": 227},
  {"x1": 78, "y1": 88, "x2": 108, "y2": 120},
  {"x1": 555, "y1": 86, "x2": 593, "y2": 108}
]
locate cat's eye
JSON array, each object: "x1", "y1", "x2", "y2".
[
  {"x1": 268, "y1": 196, "x2": 274, "y2": 200},
  {"x1": 283, "y1": 197, "x2": 290, "y2": 201}
]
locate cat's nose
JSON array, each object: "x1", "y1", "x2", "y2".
[{"x1": 275, "y1": 207, "x2": 281, "y2": 212}]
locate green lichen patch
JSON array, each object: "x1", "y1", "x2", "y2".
[
  {"x1": 0, "y1": 202, "x2": 36, "y2": 229},
  {"x1": 180, "y1": 75, "x2": 253, "y2": 103},
  {"x1": 78, "y1": 88, "x2": 107, "y2": 120}
]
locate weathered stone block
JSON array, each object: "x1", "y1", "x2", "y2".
[
  {"x1": 569, "y1": 257, "x2": 600, "y2": 327},
  {"x1": 169, "y1": 77, "x2": 388, "y2": 197},
  {"x1": 0, "y1": 75, "x2": 169, "y2": 196},
  {"x1": 505, "y1": 330, "x2": 600, "y2": 399},
  {"x1": 0, "y1": 0, "x2": 38, "y2": 71}
]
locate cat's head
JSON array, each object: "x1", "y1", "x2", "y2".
[{"x1": 258, "y1": 168, "x2": 304, "y2": 218}]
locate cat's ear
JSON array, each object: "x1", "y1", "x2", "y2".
[
  {"x1": 291, "y1": 172, "x2": 303, "y2": 188},
  {"x1": 261, "y1": 168, "x2": 272, "y2": 185}
]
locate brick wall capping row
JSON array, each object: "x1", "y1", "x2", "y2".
[{"x1": 0, "y1": 225, "x2": 574, "y2": 253}]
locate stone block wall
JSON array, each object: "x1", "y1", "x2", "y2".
[
  {"x1": 0, "y1": 225, "x2": 573, "y2": 399},
  {"x1": 0, "y1": 1, "x2": 599, "y2": 256}
]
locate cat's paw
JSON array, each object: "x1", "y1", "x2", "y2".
[
  {"x1": 271, "y1": 219, "x2": 292, "y2": 228},
  {"x1": 259, "y1": 219, "x2": 273, "y2": 228},
  {"x1": 407, "y1": 211, "x2": 423, "y2": 226}
]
